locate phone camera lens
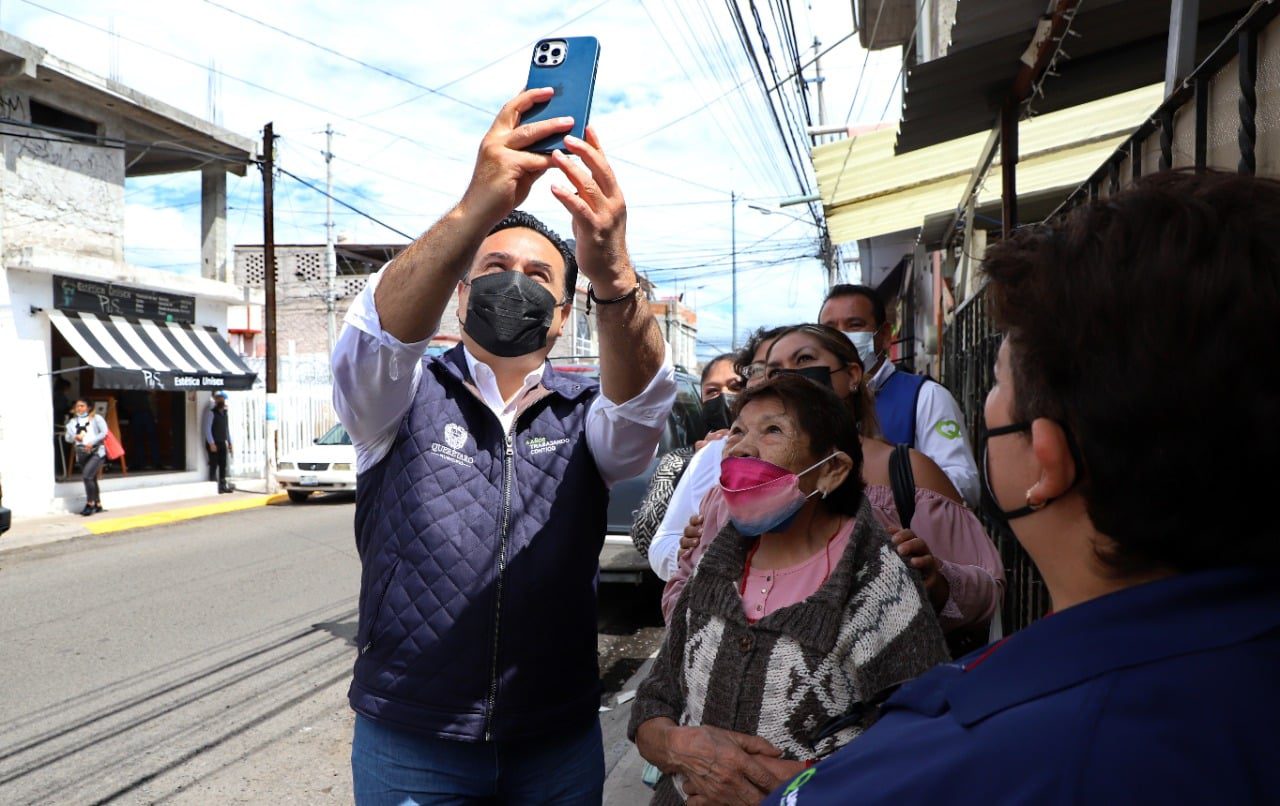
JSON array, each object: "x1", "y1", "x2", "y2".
[
  {"x1": 539, "y1": 43, "x2": 550, "y2": 51},
  {"x1": 551, "y1": 48, "x2": 561, "y2": 57},
  {"x1": 537, "y1": 55, "x2": 548, "y2": 64}
]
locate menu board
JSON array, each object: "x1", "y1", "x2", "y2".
[{"x1": 54, "y1": 275, "x2": 195, "y2": 324}]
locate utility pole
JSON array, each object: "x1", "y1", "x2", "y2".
[
  {"x1": 811, "y1": 38, "x2": 827, "y2": 132},
  {"x1": 807, "y1": 40, "x2": 837, "y2": 288},
  {"x1": 261, "y1": 122, "x2": 278, "y2": 493},
  {"x1": 730, "y1": 191, "x2": 738, "y2": 350},
  {"x1": 322, "y1": 124, "x2": 337, "y2": 376}
]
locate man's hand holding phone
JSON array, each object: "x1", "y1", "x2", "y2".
[
  {"x1": 550, "y1": 128, "x2": 634, "y2": 297},
  {"x1": 459, "y1": 87, "x2": 575, "y2": 230}
]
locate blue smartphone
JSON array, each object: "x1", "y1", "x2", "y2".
[{"x1": 519, "y1": 36, "x2": 600, "y2": 154}]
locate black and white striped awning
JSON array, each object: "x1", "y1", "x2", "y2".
[{"x1": 50, "y1": 310, "x2": 257, "y2": 391}]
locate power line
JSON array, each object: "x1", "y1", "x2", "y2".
[
  {"x1": 201, "y1": 0, "x2": 492, "y2": 118},
  {"x1": 17, "y1": 0, "x2": 464, "y2": 164},
  {"x1": 356, "y1": 0, "x2": 621, "y2": 118},
  {"x1": 276, "y1": 167, "x2": 415, "y2": 240},
  {"x1": 204, "y1": 0, "x2": 755, "y2": 197},
  {"x1": 615, "y1": 29, "x2": 854, "y2": 147}
]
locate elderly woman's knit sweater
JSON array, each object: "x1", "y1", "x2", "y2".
[{"x1": 628, "y1": 498, "x2": 949, "y2": 804}]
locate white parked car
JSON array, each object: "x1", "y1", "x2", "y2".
[{"x1": 277, "y1": 423, "x2": 357, "y2": 502}]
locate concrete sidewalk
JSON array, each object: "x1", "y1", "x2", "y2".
[
  {"x1": 0, "y1": 488, "x2": 289, "y2": 554},
  {"x1": 603, "y1": 657, "x2": 656, "y2": 804}
]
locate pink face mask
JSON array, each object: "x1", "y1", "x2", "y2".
[{"x1": 719, "y1": 454, "x2": 836, "y2": 537}]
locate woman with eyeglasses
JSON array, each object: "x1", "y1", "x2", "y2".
[
  {"x1": 646, "y1": 327, "x2": 790, "y2": 583},
  {"x1": 629, "y1": 375, "x2": 948, "y2": 805},
  {"x1": 663, "y1": 324, "x2": 1004, "y2": 648}
]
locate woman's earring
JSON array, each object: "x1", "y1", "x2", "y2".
[{"x1": 1024, "y1": 490, "x2": 1046, "y2": 512}]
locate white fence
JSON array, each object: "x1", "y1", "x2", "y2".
[{"x1": 227, "y1": 385, "x2": 337, "y2": 479}]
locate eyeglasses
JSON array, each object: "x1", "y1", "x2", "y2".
[{"x1": 742, "y1": 362, "x2": 768, "y2": 379}]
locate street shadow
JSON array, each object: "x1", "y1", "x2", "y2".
[{"x1": 315, "y1": 619, "x2": 358, "y2": 647}]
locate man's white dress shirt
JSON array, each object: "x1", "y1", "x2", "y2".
[{"x1": 332, "y1": 267, "x2": 676, "y2": 485}]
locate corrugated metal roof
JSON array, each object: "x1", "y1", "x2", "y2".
[
  {"x1": 895, "y1": 0, "x2": 1252, "y2": 154},
  {"x1": 815, "y1": 84, "x2": 1162, "y2": 245}
]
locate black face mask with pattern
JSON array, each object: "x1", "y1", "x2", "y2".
[{"x1": 462, "y1": 271, "x2": 557, "y2": 358}]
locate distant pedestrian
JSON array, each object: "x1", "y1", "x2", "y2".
[
  {"x1": 202, "y1": 391, "x2": 234, "y2": 494},
  {"x1": 64, "y1": 398, "x2": 108, "y2": 516}
]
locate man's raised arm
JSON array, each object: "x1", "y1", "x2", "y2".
[
  {"x1": 332, "y1": 88, "x2": 575, "y2": 469},
  {"x1": 549, "y1": 127, "x2": 674, "y2": 485},
  {"x1": 375, "y1": 87, "x2": 573, "y2": 343}
]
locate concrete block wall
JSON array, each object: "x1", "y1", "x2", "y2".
[{"x1": 0, "y1": 87, "x2": 125, "y2": 264}]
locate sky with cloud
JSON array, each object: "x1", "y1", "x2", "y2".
[{"x1": 2, "y1": 0, "x2": 905, "y2": 359}]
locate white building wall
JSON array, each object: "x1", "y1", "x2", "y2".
[{"x1": 0, "y1": 255, "x2": 243, "y2": 516}]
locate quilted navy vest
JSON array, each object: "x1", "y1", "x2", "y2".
[
  {"x1": 349, "y1": 345, "x2": 607, "y2": 742},
  {"x1": 875, "y1": 368, "x2": 928, "y2": 447}
]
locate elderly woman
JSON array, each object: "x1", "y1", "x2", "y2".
[
  {"x1": 629, "y1": 375, "x2": 948, "y2": 805},
  {"x1": 761, "y1": 172, "x2": 1280, "y2": 804},
  {"x1": 664, "y1": 325, "x2": 1003, "y2": 649}
]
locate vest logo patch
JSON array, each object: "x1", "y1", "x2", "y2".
[
  {"x1": 934, "y1": 419, "x2": 961, "y2": 440},
  {"x1": 526, "y1": 435, "x2": 571, "y2": 456},
  {"x1": 444, "y1": 422, "x2": 468, "y2": 450},
  {"x1": 430, "y1": 442, "x2": 475, "y2": 467},
  {"x1": 432, "y1": 423, "x2": 474, "y2": 467}
]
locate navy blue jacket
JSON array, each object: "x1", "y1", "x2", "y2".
[
  {"x1": 764, "y1": 566, "x2": 1280, "y2": 805},
  {"x1": 349, "y1": 346, "x2": 608, "y2": 742}
]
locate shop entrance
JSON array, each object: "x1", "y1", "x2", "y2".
[{"x1": 51, "y1": 328, "x2": 187, "y2": 479}]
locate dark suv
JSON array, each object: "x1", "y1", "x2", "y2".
[{"x1": 549, "y1": 362, "x2": 705, "y2": 583}]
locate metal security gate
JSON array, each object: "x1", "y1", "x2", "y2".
[
  {"x1": 941, "y1": 290, "x2": 1050, "y2": 633},
  {"x1": 939, "y1": 3, "x2": 1280, "y2": 634}
]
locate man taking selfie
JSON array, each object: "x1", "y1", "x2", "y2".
[{"x1": 333, "y1": 87, "x2": 674, "y2": 803}]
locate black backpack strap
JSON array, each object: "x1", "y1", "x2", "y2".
[{"x1": 888, "y1": 443, "x2": 916, "y2": 529}]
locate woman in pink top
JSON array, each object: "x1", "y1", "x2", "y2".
[
  {"x1": 663, "y1": 325, "x2": 1004, "y2": 642},
  {"x1": 630, "y1": 375, "x2": 947, "y2": 805}
]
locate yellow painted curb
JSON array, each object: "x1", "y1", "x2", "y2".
[{"x1": 85, "y1": 493, "x2": 290, "y2": 536}]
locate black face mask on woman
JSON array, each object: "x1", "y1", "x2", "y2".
[
  {"x1": 770, "y1": 365, "x2": 842, "y2": 389},
  {"x1": 462, "y1": 271, "x2": 558, "y2": 358}
]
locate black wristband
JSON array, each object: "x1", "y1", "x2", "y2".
[{"x1": 586, "y1": 283, "x2": 640, "y2": 314}]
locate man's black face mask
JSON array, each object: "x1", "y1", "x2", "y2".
[{"x1": 463, "y1": 271, "x2": 557, "y2": 358}]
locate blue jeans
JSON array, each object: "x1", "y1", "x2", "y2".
[{"x1": 351, "y1": 713, "x2": 604, "y2": 805}]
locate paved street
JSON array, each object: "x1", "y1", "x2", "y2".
[{"x1": 0, "y1": 496, "x2": 663, "y2": 805}]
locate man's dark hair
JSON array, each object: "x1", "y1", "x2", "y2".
[
  {"x1": 701, "y1": 353, "x2": 737, "y2": 385},
  {"x1": 731, "y1": 373, "x2": 865, "y2": 516},
  {"x1": 822, "y1": 284, "x2": 885, "y2": 328},
  {"x1": 983, "y1": 170, "x2": 1280, "y2": 574},
  {"x1": 733, "y1": 326, "x2": 790, "y2": 376},
  {"x1": 489, "y1": 210, "x2": 579, "y2": 302}
]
